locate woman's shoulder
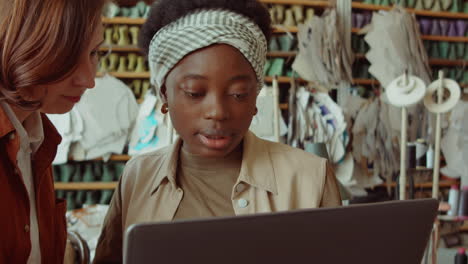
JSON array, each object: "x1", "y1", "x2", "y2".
[
  {"x1": 125, "y1": 145, "x2": 174, "y2": 174},
  {"x1": 258, "y1": 138, "x2": 326, "y2": 166}
]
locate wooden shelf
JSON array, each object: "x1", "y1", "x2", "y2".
[
  {"x1": 260, "y1": 0, "x2": 330, "y2": 7},
  {"x1": 267, "y1": 51, "x2": 298, "y2": 57},
  {"x1": 376, "y1": 179, "x2": 458, "y2": 189},
  {"x1": 352, "y1": 28, "x2": 468, "y2": 42},
  {"x1": 428, "y1": 58, "x2": 467, "y2": 66},
  {"x1": 69, "y1": 154, "x2": 131, "y2": 162},
  {"x1": 273, "y1": 26, "x2": 299, "y2": 33},
  {"x1": 264, "y1": 76, "x2": 307, "y2": 83},
  {"x1": 98, "y1": 73, "x2": 389, "y2": 88},
  {"x1": 351, "y1": 2, "x2": 468, "y2": 19},
  {"x1": 99, "y1": 45, "x2": 141, "y2": 52},
  {"x1": 355, "y1": 54, "x2": 466, "y2": 66},
  {"x1": 353, "y1": 78, "x2": 379, "y2": 85},
  {"x1": 54, "y1": 182, "x2": 118, "y2": 190},
  {"x1": 97, "y1": 72, "x2": 150, "y2": 78},
  {"x1": 421, "y1": 35, "x2": 468, "y2": 43},
  {"x1": 102, "y1": 17, "x2": 146, "y2": 25}
]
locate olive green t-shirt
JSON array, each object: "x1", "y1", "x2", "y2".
[{"x1": 174, "y1": 146, "x2": 242, "y2": 220}]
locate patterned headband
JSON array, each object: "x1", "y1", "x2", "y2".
[{"x1": 148, "y1": 9, "x2": 268, "y2": 94}]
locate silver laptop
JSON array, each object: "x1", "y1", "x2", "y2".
[{"x1": 124, "y1": 199, "x2": 438, "y2": 264}]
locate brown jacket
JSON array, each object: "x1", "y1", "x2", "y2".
[
  {"x1": 94, "y1": 131, "x2": 341, "y2": 263},
  {"x1": 0, "y1": 105, "x2": 66, "y2": 264}
]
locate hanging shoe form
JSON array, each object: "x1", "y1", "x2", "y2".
[
  {"x1": 414, "y1": 0, "x2": 425, "y2": 9},
  {"x1": 108, "y1": 53, "x2": 119, "y2": 72},
  {"x1": 129, "y1": 6, "x2": 140, "y2": 18},
  {"x1": 431, "y1": 19, "x2": 442, "y2": 35},
  {"x1": 355, "y1": 13, "x2": 365, "y2": 29},
  {"x1": 432, "y1": 0, "x2": 442, "y2": 11},
  {"x1": 440, "y1": 0, "x2": 453, "y2": 10},
  {"x1": 439, "y1": 19, "x2": 449, "y2": 36},
  {"x1": 364, "y1": 12, "x2": 372, "y2": 26},
  {"x1": 99, "y1": 56, "x2": 109, "y2": 73},
  {"x1": 141, "y1": 80, "x2": 151, "y2": 99},
  {"x1": 120, "y1": 7, "x2": 131, "y2": 17},
  {"x1": 103, "y1": 2, "x2": 120, "y2": 18},
  {"x1": 269, "y1": 36, "x2": 280, "y2": 51},
  {"x1": 276, "y1": 5, "x2": 285, "y2": 25},
  {"x1": 381, "y1": 0, "x2": 391, "y2": 6},
  {"x1": 423, "y1": 0, "x2": 436, "y2": 9},
  {"x1": 118, "y1": 25, "x2": 130, "y2": 46},
  {"x1": 278, "y1": 34, "x2": 294, "y2": 51},
  {"x1": 407, "y1": 0, "x2": 416, "y2": 8},
  {"x1": 104, "y1": 27, "x2": 113, "y2": 45},
  {"x1": 455, "y1": 20, "x2": 467, "y2": 36},
  {"x1": 449, "y1": 0, "x2": 461, "y2": 11},
  {"x1": 129, "y1": 26, "x2": 139, "y2": 46},
  {"x1": 72, "y1": 164, "x2": 84, "y2": 208},
  {"x1": 143, "y1": 5, "x2": 151, "y2": 18},
  {"x1": 419, "y1": 19, "x2": 433, "y2": 35},
  {"x1": 447, "y1": 43, "x2": 457, "y2": 59},
  {"x1": 305, "y1": 8, "x2": 315, "y2": 24},
  {"x1": 269, "y1": 8, "x2": 277, "y2": 25},
  {"x1": 430, "y1": 41, "x2": 440, "y2": 58},
  {"x1": 127, "y1": 53, "x2": 137, "y2": 71},
  {"x1": 112, "y1": 25, "x2": 120, "y2": 44},
  {"x1": 292, "y1": 5, "x2": 304, "y2": 24},
  {"x1": 99, "y1": 164, "x2": 114, "y2": 205},
  {"x1": 423, "y1": 40, "x2": 431, "y2": 55},
  {"x1": 283, "y1": 9, "x2": 296, "y2": 27},
  {"x1": 264, "y1": 59, "x2": 272, "y2": 75},
  {"x1": 439, "y1": 41, "x2": 450, "y2": 58},
  {"x1": 82, "y1": 163, "x2": 96, "y2": 205},
  {"x1": 66, "y1": 191, "x2": 76, "y2": 211},
  {"x1": 117, "y1": 56, "x2": 127, "y2": 72},
  {"x1": 455, "y1": 41, "x2": 465, "y2": 59},
  {"x1": 57, "y1": 164, "x2": 74, "y2": 199},
  {"x1": 267, "y1": 58, "x2": 285, "y2": 76},
  {"x1": 136, "y1": 1, "x2": 147, "y2": 17},
  {"x1": 132, "y1": 79, "x2": 142, "y2": 97},
  {"x1": 135, "y1": 56, "x2": 146, "y2": 72}
]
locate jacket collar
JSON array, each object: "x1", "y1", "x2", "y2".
[
  {"x1": 0, "y1": 101, "x2": 16, "y2": 139},
  {"x1": 150, "y1": 131, "x2": 278, "y2": 195}
]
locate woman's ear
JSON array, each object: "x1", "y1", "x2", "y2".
[
  {"x1": 153, "y1": 84, "x2": 168, "y2": 103},
  {"x1": 160, "y1": 85, "x2": 168, "y2": 103}
]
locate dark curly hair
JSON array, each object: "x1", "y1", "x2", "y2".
[{"x1": 139, "y1": 0, "x2": 272, "y2": 56}]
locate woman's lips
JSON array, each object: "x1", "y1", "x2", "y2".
[
  {"x1": 197, "y1": 134, "x2": 233, "y2": 150},
  {"x1": 63, "y1": 95, "x2": 81, "y2": 103}
]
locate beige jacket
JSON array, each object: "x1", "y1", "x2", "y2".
[{"x1": 93, "y1": 131, "x2": 341, "y2": 263}]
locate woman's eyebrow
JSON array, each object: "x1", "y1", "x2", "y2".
[{"x1": 182, "y1": 74, "x2": 208, "y2": 81}]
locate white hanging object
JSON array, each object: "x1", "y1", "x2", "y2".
[
  {"x1": 272, "y1": 76, "x2": 281, "y2": 142},
  {"x1": 386, "y1": 72, "x2": 426, "y2": 200},
  {"x1": 424, "y1": 71, "x2": 461, "y2": 199}
]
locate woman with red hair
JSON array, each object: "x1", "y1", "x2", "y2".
[{"x1": 0, "y1": 0, "x2": 106, "y2": 263}]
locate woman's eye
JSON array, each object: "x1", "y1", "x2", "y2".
[
  {"x1": 184, "y1": 91, "x2": 203, "y2": 98},
  {"x1": 231, "y1": 93, "x2": 248, "y2": 100}
]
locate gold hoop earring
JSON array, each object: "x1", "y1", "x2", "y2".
[{"x1": 161, "y1": 103, "x2": 169, "y2": 114}]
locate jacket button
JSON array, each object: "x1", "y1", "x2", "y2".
[
  {"x1": 237, "y1": 199, "x2": 249, "y2": 208},
  {"x1": 235, "y1": 183, "x2": 246, "y2": 193},
  {"x1": 24, "y1": 225, "x2": 30, "y2": 232}
]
